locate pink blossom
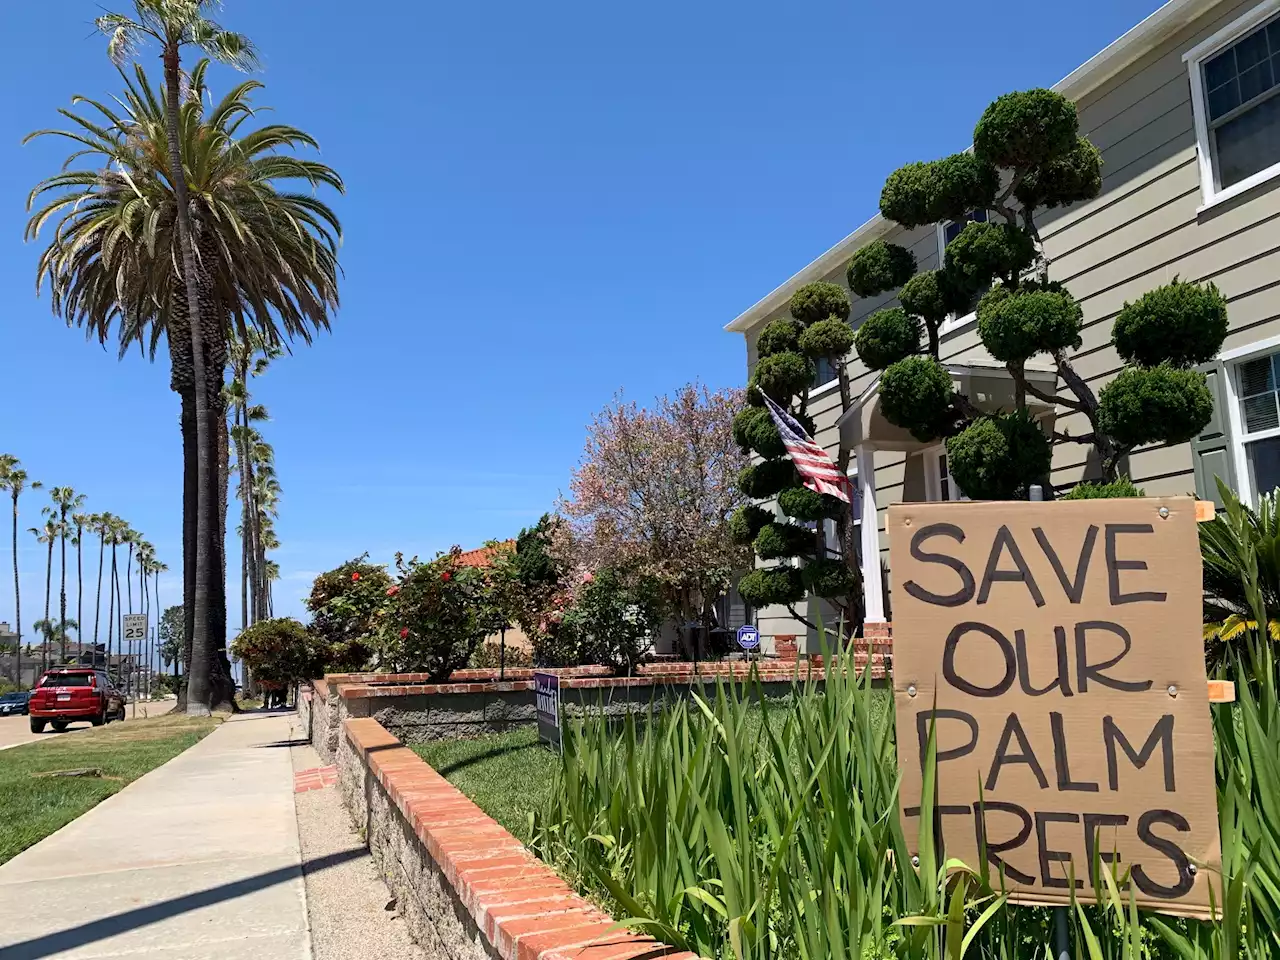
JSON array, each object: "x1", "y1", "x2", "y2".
[
  {"x1": 399, "y1": 627, "x2": 409, "y2": 639},
  {"x1": 386, "y1": 585, "x2": 400, "y2": 597}
]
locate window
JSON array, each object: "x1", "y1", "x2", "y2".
[
  {"x1": 1234, "y1": 350, "x2": 1280, "y2": 502},
  {"x1": 935, "y1": 209, "x2": 989, "y2": 333},
  {"x1": 812, "y1": 356, "x2": 837, "y2": 390},
  {"x1": 1187, "y1": 2, "x2": 1280, "y2": 207},
  {"x1": 925, "y1": 447, "x2": 968, "y2": 502}
]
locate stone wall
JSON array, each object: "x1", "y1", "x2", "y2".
[{"x1": 337, "y1": 716, "x2": 695, "y2": 960}]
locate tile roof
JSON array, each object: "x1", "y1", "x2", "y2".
[{"x1": 456, "y1": 540, "x2": 515, "y2": 568}]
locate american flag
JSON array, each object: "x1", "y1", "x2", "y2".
[{"x1": 760, "y1": 394, "x2": 852, "y2": 503}]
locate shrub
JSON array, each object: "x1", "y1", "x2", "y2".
[
  {"x1": 845, "y1": 240, "x2": 916, "y2": 297},
  {"x1": 230, "y1": 618, "x2": 322, "y2": 687},
  {"x1": 304, "y1": 556, "x2": 392, "y2": 672},
  {"x1": 798, "y1": 317, "x2": 855, "y2": 360},
  {"x1": 973, "y1": 88, "x2": 1078, "y2": 170},
  {"x1": 1098, "y1": 364, "x2": 1214, "y2": 447},
  {"x1": 1062, "y1": 476, "x2": 1145, "y2": 499},
  {"x1": 801, "y1": 558, "x2": 856, "y2": 598},
  {"x1": 789, "y1": 281, "x2": 850, "y2": 325},
  {"x1": 1112, "y1": 280, "x2": 1229, "y2": 368},
  {"x1": 732, "y1": 407, "x2": 785, "y2": 458},
  {"x1": 756, "y1": 318, "x2": 801, "y2": 358},
  {"x1": 385, "y1": 548, "x2": 505, "y2": 680},
  {"x1": 927, "y1": 152, "x2": 1000, "y2": 223},
  {"x1": 728, "y1": 504, "x2": 774, "y2": 544},
  {"x1": 854, "y1": 308, "x2": 921, "y2": 370},
  {"x1": 469, "y1": 639, "x2": 534, "y2": 670},
  {"x1": 946, "y1": 411, "x2": 1052, "y2": 500},
  {"x1": 754, "y1": 522, "x2": 815, "y2": 560},
  {"x1": 976, "y1": 284, "x2": 1082, "y2": 363},
  {"x1": 778, "y1": 486, "x2": 844, "y2": 521},
  {"x1": 738, "y1": 460, "x2": 798, "y2": 499},
  {"x1": 943, "y1": 221, "x2": 1035, "y2": 293},
  {"x1": 736, "y1": 565, "x2": 804, "y2": 608},
  {"x1": 751, "y1": 352, "x2": 813, "y2": 401},
  {"x1": 1015, "y1": 136, "x2": 1102, "y2": 209},
  {"x1": 879, "y1": 355, "x2": 955, "y2": 442},
  {"x1": 880, "y1": 161, "x2": 936, "y2": 228},
  {"x1": 899, "y1": 270, "x2": 950, "y2": 323},
  {"x1": 559, "y1": 568, "x2": 663, "y2": 675}
]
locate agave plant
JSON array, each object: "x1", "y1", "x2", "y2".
[{"x1": 1200, "y1": 479, "x2": 1280, "y2": 675}]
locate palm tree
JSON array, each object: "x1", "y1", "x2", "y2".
[
  {"x1": 28, "y1": 58, "x2": 342, "y2": 713},
  {"x1": 49, "y1": 487, "x2": 86, "y2": 663},
  {"x1": 32, "y1": 619, "x2": 79, "y2": 662},
  {"x1": 72, "y1": 510, "x2": 90, "y2": 662},
  {"x1": 0, "y1": 458, "x2": 41, "y2": 686},
  {"x1": 104, "y1": 515, "x2": 127, "y2": 683},
  {"x1": 92, "y1": 2, "x2": 257, "y2": 715},
  {"x1": 90, "y1": 513, "x2": 110, "y2": 663},
  {"x1": 30, "y1": 517, "x2": 59, "y2": 674}
]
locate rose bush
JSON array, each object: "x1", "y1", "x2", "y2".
[{"x1": 304, "y1": 556, "x2": 392, "y2": 672}]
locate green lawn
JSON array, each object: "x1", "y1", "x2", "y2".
[
  {"x1": 0, "y1": 714, "x2": 219, "y2": 865},
  {"x1": 412, "y1": 727, "x2": 557, "y2": 845}
]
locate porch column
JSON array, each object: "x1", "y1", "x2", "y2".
[{"x1": 856, "y1": 444, "x2": 885, "y2": 623}]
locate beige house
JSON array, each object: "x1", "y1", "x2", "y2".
[{"x1": 726, "y1": 0, "x2": 1280, "y2": 652}]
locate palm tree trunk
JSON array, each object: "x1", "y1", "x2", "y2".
[
  {"x1": 106, "y1": 545, "x2": 116, "y2": 681},
  {"x1": 42, "y1": 539, "x2": 52, "y2": 673},
  {"x1": 76, "y1": 523, "x2": 83, "y2": 664},
  {"x1": 94, "y1": 530, "x2": 105, "y2": 662},
  {"x1": 11, "y1": 495, "x2": 21, "y2": 687},
  {"x1": 113, "y1": 548, "x2": 123, "y2": 693},
  {"x1": 126, "y1": 543, "x2": 134, "y2": 614},
  {"x1": 58, "y1": 514, "x2": 68, "y2": 662},
  {"x1": 162, "y1": 41, "x2": 214, "y2": 717}
]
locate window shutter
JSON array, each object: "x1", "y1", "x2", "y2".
[{"x1": 1191, "y1": 361, "x2": 1236, "y2": 506}]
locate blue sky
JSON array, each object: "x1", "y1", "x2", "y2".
[{"x1": 0, "y1": 0, "x2": 1162, "y2": 629}]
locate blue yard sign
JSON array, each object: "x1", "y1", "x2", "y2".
[
  {"x1": 533, "y1": 671, "x2": 561, "y2": 751},
  {"x1": 736, "y1": 624, "x2": 760, "y2": 651}
]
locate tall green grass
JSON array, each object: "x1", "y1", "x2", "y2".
[{"x1": 533, "y1": 599, "x2": 1280, "y2": 959}]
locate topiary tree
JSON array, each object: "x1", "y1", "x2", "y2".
[
  {"x1": 852, "y1": 87, "x2": 1228, "y2": 497},
  {"x1": 734, "y1": 281, "x2": 862, "y2": 638}
]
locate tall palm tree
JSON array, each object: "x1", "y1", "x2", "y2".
[
  {"x1": 104, "y1": 515, "x2": 127, "y2": 683},
  {"x1": 0, "y1": 458, "x2": 41, "y2": 685},
  {"x1": 28, "y1": 60, "x2": 342, "y2": 713},
  {"x1": 30, "y1": 517, "x2": 59, "y2": 673},
  {"x1": 152, "y1": 559, "x2": 168, "y2": 691},
  {"x1": 93, "y1": 2, "x2": 257, "y2": 716},
  {"x1": 72, "y1": 511, "x2": 90, "y2": 661},
  {"x1": 49, "y1": 487, "x2": 85, "y2": 663},
  {"x1": 90, "y1": 513, "x2": 109, "y2": 663}
]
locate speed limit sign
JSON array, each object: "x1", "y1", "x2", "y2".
[{"x1": 122, "y1": 614, "x2": 148, "y2": 642}]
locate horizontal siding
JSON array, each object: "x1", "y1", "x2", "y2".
[{"x1": 742, "y1": 0, "x2": 1280, "y2": 635}]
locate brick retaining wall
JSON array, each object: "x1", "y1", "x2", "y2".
[
  {"x1": 337, "y1": 716, "x2": 697, "y2": 960},
  {"x1": 309, "y1": 653, "x2": 888, "y2": 749}
]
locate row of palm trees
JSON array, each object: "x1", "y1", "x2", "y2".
[
  {"x1": 26, "y1": 2, "x2": 342, "y2": 713},
  {"x1": 0, "y1": 456, "x2": 167, "y2": 696}
]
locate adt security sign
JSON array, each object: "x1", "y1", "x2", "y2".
[
  {"x1": 533, "y1": 671, "x2": 561, "y2": 751},
  {"x1": 736, "y1": 624, "x2": 760, "y2": 651}
]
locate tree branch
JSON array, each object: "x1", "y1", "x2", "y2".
[{"x1": 1022, "y1": 377, "x2": 1086, "y2": 413}]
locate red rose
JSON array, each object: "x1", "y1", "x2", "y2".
[
  {"x1": 351, "y1": 572, "x2": 360, "y2": 582},
  {"x1": 386, "y1": 585, "x2": 400, "y2": 597},
  {"x1": 399, "y1": 627, "x2": 409, "y2": 639},
  {"x1": 441, "y1": 571, "x2": 452, "y2": 582}
]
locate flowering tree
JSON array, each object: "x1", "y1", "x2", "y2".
[
  {"x1": 558, "y1": 383, "x2": 750, "y2": 637},
  {"x1": 304, "y1": 556, "x2": 392, "y2": 673}
]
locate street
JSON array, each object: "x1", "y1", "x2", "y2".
[{"x1": 0, "y1": 699, "x2": 176, "y2": 752}]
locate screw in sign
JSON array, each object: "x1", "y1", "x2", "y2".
[{"x1": 736, "y1": 624, "x2": 760, "y2": 651}]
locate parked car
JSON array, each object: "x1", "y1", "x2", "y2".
[
  {"x1": 0, "y1": 690, "x2": 31, "y2": 717},
  {"x1": 28, "y1": 668, "x2": 125, "y2": 733}
]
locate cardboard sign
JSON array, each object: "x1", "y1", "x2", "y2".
[
  {"x1": 534, "y1": 671, "x2": 561, "y2": 751},
  {"x1": 887, "y1": 497, "x2": 1220, "y2": 917}
]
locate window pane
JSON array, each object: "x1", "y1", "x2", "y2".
[
  {"x1": 1209, "y1": 78, "x2": 1242, "y2": 120},
  {"x1": 1215, "y1": 93, "x2": 1280, "y2": 187},
  {"x1": 1240, "y1": 356, "x2": 1275, "y2": 396},
  {"x1": 1205, "y1": 48, "x2": 1237, "y2": 92},
  {"x1": 1239, "y1": 60, "x2": 1275, "y2": 104},
  {"x1": 1244, "y1": 393, "x2": 1279, "y2": 432},
  {"x1": 1270, "y1": 18, "x2": 1280, "y2": 53},
  {"x1": 1248, "y1": 435, "x2": 1280, "y2": 501},
  {"x1": 1235, "y1": 28, "x2": 1271, "y2": 71}
]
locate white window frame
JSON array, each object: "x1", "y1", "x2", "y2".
[
  {"x1": 923, "y1": 445, "x2": 969, "y2": 502},
  {"x1": 1220, "y1": 333, "x2": 1280, "y2": 505},
  {"x1": 1184, "y1": 0, "x2": 1280, "y2": 211},
  {"x1": 934, "y1": 212, "x2": 994, "y2": 336}
]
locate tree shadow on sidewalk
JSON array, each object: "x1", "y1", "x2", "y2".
[{"x1": 3, "y1": 848, "x2": 365, "y2": 960}]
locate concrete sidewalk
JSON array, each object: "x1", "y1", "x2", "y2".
[{"x1": 0, "y1": 711, "x2": 320, "y2": 960}]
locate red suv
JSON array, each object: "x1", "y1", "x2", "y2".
[{"x1": 29, "y1": 668, "x2": 126, "y2": 733}]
